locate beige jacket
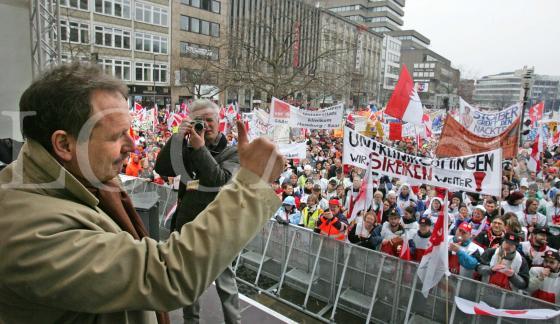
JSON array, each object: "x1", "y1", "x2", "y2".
[{"x1": 0, "y1": 140, "x2": 280, "y2": 323}]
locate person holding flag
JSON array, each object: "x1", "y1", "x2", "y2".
[{"x1": 380, "y1": 209, "x2": 407, "y2": 257}]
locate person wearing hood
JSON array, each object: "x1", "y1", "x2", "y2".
[
  {"x1": 274, "y1": 196, "x2": 301, "y2": 225},
  {"x1": 528, "y1": 250, "x2": 560, "y2": 304},
  {"x1": 501, "y1": 191, "x2": 525, "y2": 215},
  {"x1": 520, "y1": 227, "x2": 554, "y2": 268},
  {"x1": 423, "y1": 197, "x2": 444, "y2": 225},
  {"x1": 477, "y1": 232, "x2": 530, "y2": 291},
  {"x1": 448, "y1": 223, "x2": 484, "y2": 278},
  {"x1": 468, "y1": 205, "x2": 489, "y2": 237},
  {"x1": 380, "y1": 210, "x2": 406, "y2": 257},
  {"x1": 297, "y1": 164, "x2": 313, "y2": 188},
  {"x1": 474, "y1": 215, "x2": 506, "y2": 250},
  {"x1": 344, "y1": 175, "x2": 362, "y2": 212},
  {"x1": 410, "y1": 218, "x2": 432, "y2": 262},
  {"x1": 348, "y1": 211, "x2": 382, "y2": 250},
  {"x1": 520, "y1": 198, "x2": 548, "y2": 237},
  {"x1": 370, "y1": 191, "x2": 384, "y2": 224},
  {"x1": 396, "y1": 183, "x2": 418, "y2": 216}
]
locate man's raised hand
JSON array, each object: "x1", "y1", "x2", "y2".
[{"x1": 236, "y1": 120, "x2": 285, "y2": 183}]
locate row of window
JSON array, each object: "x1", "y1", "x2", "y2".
[
  {"x1": 61, "y1": 0, "x2": 168, "y2": 27},
  {"x1": 97, "y1": 58, "x2": 168, "y2": 82},
  {"x1": 179, "y1": 15, "x2": 220, "y2": 37},
  {"x1": 61, "y1": 20, "x2": 168, "y2": 54},
  {"x1": 413, "y1": 71, "x2": 435, "y2": 78},
  {"x1": 181, "y1": 0, "x2": 221, "y2": 14},
  {"x1": 414, "y1": 63, "x2": 435, "y2": 69}
]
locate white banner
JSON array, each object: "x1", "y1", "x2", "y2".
[
  {"x1": 278, "y1": 142, "x2": 307, "y2": 160},
  {"x1": 456, "y1": 98, "x2": 520, "y2": 137},
  {"x1": 343, "y1": 127, "x2": 502, "y2": 196},
  {"x1": 270, "y1": 97, "x2": 344, "y2": 129},
  {"x1": 455, "y1": 296, "x2": 560, "y2": 320}
]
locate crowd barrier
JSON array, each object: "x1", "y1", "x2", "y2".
[{"x1": 122, "y1": 177, "x2": 560, "y2": 323}]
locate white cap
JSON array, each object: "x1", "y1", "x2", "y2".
[
  {"x1": 304, "y1": 165, "x2": 312, "y2": 171},
  {"x1": 520, "y1": 178, "x2": 529, "y2": 188}
]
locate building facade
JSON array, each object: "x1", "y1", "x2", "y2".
[
  {"x1": 59, "y1": 0, "x2": 172, "y2": 108},
  {"x1": 379, "y1": 34, "x2": 401, "y2": 105},
  {"x1": 390, "y1": 30, "x2": 460, "y2": 108},
  {"x1": 227, "y1": 0, "x2": 383, "y2": 109},
  {"x1": 170, "y1": 0, "x2": 228, "y2": 107},
  {"x1": 317, "y1": 0, "x2": 406, "y2": 33},
  {"x1": 474, "y1": 69, "x2": 560, "y2": 111}
]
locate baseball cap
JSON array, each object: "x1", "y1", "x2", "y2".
[
  {"x1": 544, "y1": 250, "x2": 560, "y2": 262},
  {"x1": 457, "y1": 222, "x2": 473, "y2": 233},
  {"x1": 329, "y1": 199, "x2": 341, "y2": 206},
  {"x1": 533, "y1": 226, "x2": 549, "y2": 236},
  {"x1": 419, "y1": 217, "x2": 432, "y2": 226},
  {"x1": 503, "y1": 232, "x2": 520, "y2": 245}
]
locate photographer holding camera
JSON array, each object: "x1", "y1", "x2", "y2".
[{"x1": 155, "y1": 99, "x2": 241, "y2": 324}]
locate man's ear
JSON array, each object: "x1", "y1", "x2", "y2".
[{"x1": 51, "y1": 130, "x2": 76, "y2": 162}]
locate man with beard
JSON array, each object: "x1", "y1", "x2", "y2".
[
  {"x1": 477, "y1": 233, "x2": 530, "y2": 291},
  {"x1": 528, "y1": 250, "x2": 560, "y2": 303},
  {"x1": 448, "y1": 223, "x2": 484, "y2": 278},
  {"x1": 520, "y1": 227, "x2": 555, "y2": 268},
  {"x1": 348, "y1": 211, "x2": 382, "y2": 250},
  {"x1": 474, "y1": 216, "x2": 506, "y2": 250}
]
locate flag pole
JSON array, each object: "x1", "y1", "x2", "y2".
[{"x1": 444, "y1": 189, "x2": 450, "y2": 324}]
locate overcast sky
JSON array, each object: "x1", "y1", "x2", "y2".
[{"x1": 403, "y1": 0, "x2": 560, "y2": 78}]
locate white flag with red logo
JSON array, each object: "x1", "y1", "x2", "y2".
[
  {"x1": 455, "y1": 296, "x2": 560, "y2": 320},
  {"x1": 385, "y1": 65, "x2": 423, "y2": 125},
  {"x1": 422, "y1": 113, "x2": 432, "y2": 138},
  {"x1": 417, "y1": 194, "x2": 449, "y2": 297},
  {"x1": 528, "y1": 127, "x2": 544, "y2": 173},
  {"x1": 529, "y1": 101, "x2": 544, "y2": 126}
]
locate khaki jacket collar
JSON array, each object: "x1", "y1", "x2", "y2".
[{"x1": 9, "y1": 139, "x2": 99, "y2": 208}]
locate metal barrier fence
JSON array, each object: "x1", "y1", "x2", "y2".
[{"x1": 122, "y1": 178, "x2": 560, "y2": 324}]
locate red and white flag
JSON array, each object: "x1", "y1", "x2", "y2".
[
  {"x1": 529, "y1": 101, "x2": 544, "y2": 126},
  {"x1": 399, "y1": 235, "x2": 411, "y2": 260},
  {"x1": 385, "y1": 65, "x2": 423, "y2": 125},
  {"x1": 134, "y1": 102, "x2": 143, "y2": 112},
  {"x1": 455, "y1": 296, "x2": 560, "y2": 320},
  {"x1": 167, "y1": 113, "x2": 183, "y2": 130},
  {"x1": 347, "y1": 162, "x2": 374, "y2": 224},
  {"x1": 528, "y1": 127, "x2": 544, "y2": 173},
  {"x1": 417, "y1": 194, "x2": 449, "y2": 297},
  {"x1": 422, "y1": 113, "x2": 432, "y2": 138}
]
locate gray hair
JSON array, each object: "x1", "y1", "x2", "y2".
[{"x1": 190, "y1": 99, "x2": 220, "y2": 116}]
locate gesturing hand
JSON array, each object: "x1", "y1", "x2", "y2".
[{"x1": 236, "y1": 120, "x2": 285, "y2": 183}]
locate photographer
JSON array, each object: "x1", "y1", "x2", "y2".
[{"x1": 155, "y1": 99, "x2": 241, "y2": 324}]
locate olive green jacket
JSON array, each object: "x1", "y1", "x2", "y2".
[{"x1": 0, "y1": 140, "x2": 280, "y2": 323}]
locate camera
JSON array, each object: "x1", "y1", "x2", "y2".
[{"x1": 190, "y1": 119, "x2": 207, "y2": 133}]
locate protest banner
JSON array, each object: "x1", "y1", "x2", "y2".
[
  {"x1": 456, "y1": 98, "x2": 520, "y2": 137},
  {"x1": 270, "y1": 97, "x2": 344, "y2": 129},
  {"x1": 436, "y1": 114, "x2": 519, "y2": 159},
  {"x1": 343, "y1": 127, "x2": 502, "y2": 196},
  {"x1": 278, "y1": 142, "x2": 307, "y2": 160}
]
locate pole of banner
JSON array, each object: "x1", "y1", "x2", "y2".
[
  {"x1": 444, "y1": 189, "x2": 450, "y2": 324},
  {"x1": 414, "y1": 125, "x2": 419, "y2": 156}
]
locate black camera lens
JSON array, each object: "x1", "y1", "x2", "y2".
[{"x1": 194, "y1": 121, "x2": 205, "y2": 132}]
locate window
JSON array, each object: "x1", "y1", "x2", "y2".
[
  {"x1": 135, "y1": 62, "x2": 167, "y2": 83},
  {"x1": 135, "y1": 32, "x2": 168, "y2": 54},
  {"x1": 180, "y1": 41, "x2": 219, "y2": 60},
  {"x1": 135, "y1": 2, "x2": 168, "y2": 27},
  {"x1": 94, "y1": 0, "x2": 130, "y2": 18},
  {"x1": 182, "y1": 0, "x2": 220, "y2": 13},
  {"x1": 94, "y1": 26, "x2": 130, "y2": 49},
  {"x1": 98, "y1": 58, "x2": 131, "y2": 81},
  {"x1": 61, "y1": 0, "x2": 89, "y2": 10},
  {"x1": 180, "y1": 15, "x2": 219, "y2": 37},
  {"x1": 60, "y1": 20, "x2": 89, "y2": 44}
]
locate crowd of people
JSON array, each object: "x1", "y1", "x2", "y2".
[{"x1": 124, "y1": 104, "x2": 560, "y2": 306}]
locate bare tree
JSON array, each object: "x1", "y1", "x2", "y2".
[
  {"x1": 227, "y1": 1, "x2": 356, "y2": 102},
  {"x1": 59, "y1": 7, "x2": 91, "y2": 62}
]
